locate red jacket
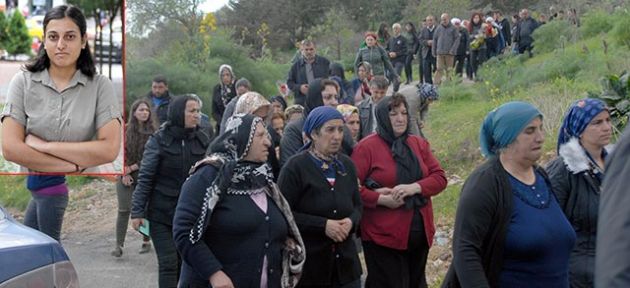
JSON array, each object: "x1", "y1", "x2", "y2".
[{"x1": 351, "y1": 134, "x2": 447, "y2": 250}]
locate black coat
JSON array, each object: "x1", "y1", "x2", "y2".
[
  {"x1": 442, "y1": 157, "x2": 553, "y2": 288},
  {"x1": 131, "y1": 126, "x2": 210, "y2": 226},
  {"x1": 286, "y1": 55, "x2": 330, "y2": 106},
  {"x1": 277, "y1": 152, "x2": 362, "y2": 286},
  {"x1": 211, "y1": 82, "x2": 236, "y2": 131},
  {"x1": 418, "y1": 26, "x2": 436, "y2": 59},
  {"x1": 546, "y1": 139, "x2": 610, "y2": 288},
  {"x1": 596, "y1": 125, "x2": 630, "y2": 288},
  {"x1": 386, "y1": 35, "x2": 407, "y2": 64},
  {"x1": 174, "y1": 165, "x2": 288, "y2": 287}
]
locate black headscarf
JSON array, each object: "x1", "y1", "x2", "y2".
[
  {"x1": 304, "y1": 78, "x2": 325, "y2": 115},
  {"x1": 165, "y1": 95, "x2": 199, "y2": 139},
  {"x1": 374, "y1": 96, "x2": 426, "y2": 209},
  {"x1": 270, "y1": 95, "x2": 288, "y2": 111},
  {"x1": 188, "y1": 114, "x2": 306, "y2": 285}
]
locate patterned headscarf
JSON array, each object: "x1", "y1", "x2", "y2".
[
  {"x1": 480, "y1": 101, "x2": 543, "y2": 157},
  {"x1": 557, "y1": 98, "x2": 608, "y2": 153},
  {"x1": 336, "y1": 104, "x2": 359, "y2": 122},
  {"x1": 188, "y1": 114, "x2": 305, "y2": 287},
  {"x1": 235, "y1": 91, "x2": 271, "y2": 115}
]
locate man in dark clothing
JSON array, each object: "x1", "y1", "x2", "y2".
[
  {"x1": 515, "y1": 9, "x2": 539, "y2": 57},
  {"x1": 386, "y1": 23, "x2": 407, "y2": 92},
  {"x1": 286, "y1": 40, "x2": 330, "y2": 106},
  {"x1": 452, "y1": 18, "x2": 470, "y2": 79},
  {"x1": 596, "y1": 125, "x2": 630, "y2": 288},
  {"x1": 418, "y1": 15, "x2": 437, "y2": 84},
  {"x1": 211, "y1": 64, "x2": 236, "y2": 133},
  {"x1": 494, "y1": 10, "x2": 511, "y2": 49},
  {"x1": 144, "y1": 75, "x2": 172, "y2": 124}
]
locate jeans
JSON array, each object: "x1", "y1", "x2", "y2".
[
  {"x1": 150, "y1": 221, "x2": 181, "y2": 288},
  {"x1": 24, "y1": 193, "x2": 68, "y2": 242}
]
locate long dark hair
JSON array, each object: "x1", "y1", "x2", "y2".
[
  {"x1": 378, "y1": 22, "x2": 390, "y2": 43},
  {"x1": 125, "y1": 99, "x2": 158, "y2": 166},
  {"x1": 405, "y1": 22, "x2": 418, "y2": 36},
  {"x1": 25, "y1": 5, "x2": 96, "y2": 78}
]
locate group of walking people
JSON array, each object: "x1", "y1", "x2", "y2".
[{"x1": 4, "y1": 3, "x2": 629, "y2": 288}]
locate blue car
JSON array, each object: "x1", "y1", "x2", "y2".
[{"x1": 0, "y1": 206, "x2": 79, "y2": 287}]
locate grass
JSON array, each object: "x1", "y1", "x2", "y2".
[{"x1": 0, "y1": 176, "x2": 94, "y2": 210}]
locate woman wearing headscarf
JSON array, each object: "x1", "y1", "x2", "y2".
[
  {"x1": 442, "y1": 101, "x2": 576, "y2": 288},
  {"x1": 234, "y1": 92, "x2": 281, "y2": 179},
  {"x1": 329, "y1": 62, "x2": 353, "y2": 104},
  {"x1": 336, "y1": 104, "x2": 360, "y2": 143},
  {"x1": 270, "y1": 96, "x2": 288, "y2": 114},
  {"x1": 278, "y1": 106, "x2": 363, "y2": 288},
  {"x1": 351, "y1": 94, "x2": 446, "y2": 288},
  {"x1": 174, "y1": 113, "x2": 305, "y2": 288},
  {"x1": 131, "y1": 95, "x2": 211, "y2": 287},
  {"x1": 350, "y1": 62, "x2": 372, "y2": 105},
  {"x1": 545, "y1": 98, "x2": 612, "y2": 288},
  {"x1": 212, "y1": 64, "x2": 237, "y2": 132}
]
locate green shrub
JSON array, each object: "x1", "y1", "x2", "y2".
[
  {"x1": 532, "y1": 20, "x2": 573, "y2": 54},
  {"x1": 580, "y1": 10, "x2": 614, "y2": 39},
  {"x1": 611, "y1": 12, "x2": 630, "y2": 48},
  {"x1": 125, "y1": 28, "x2": 290, "y2": 116},
  {"x1": 5, "y1": 10, "x2": 31, "y2": 56}
]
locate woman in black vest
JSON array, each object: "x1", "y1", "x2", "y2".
[{"x1": 131, "y1": 95, "x2": 210, "y2": 288}]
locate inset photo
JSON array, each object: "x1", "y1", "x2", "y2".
[{"x1": 0, "y1": 1, "x2": 124, "y2": 175}]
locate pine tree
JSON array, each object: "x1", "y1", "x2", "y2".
[
  {"x1": 5, "y1": 11, "x2": 32, "y2": 56},
  {"x1": 0, "y1": 12, "x2": 8, "y2": 51}
]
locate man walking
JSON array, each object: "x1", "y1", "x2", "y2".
[
  {"x1": 432, "y1": 13, "x2": 460, "y2": 85},
  {"x1": 286, "y1": 40, "x2": 330, "y2": 106},
  {"x1": 418, "y1": 15, "x2": 437, "y2": 84},
  {"x1": 387, "y1": 23, "x2": 407, "y2": 92}
]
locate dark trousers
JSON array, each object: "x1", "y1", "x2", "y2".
[
  {"x1": 519, "y1": 43, "x2": 534, "y2": 57},
  {"x1": 470, "y1": 48, "x2": 487, "y2": 78},
  {"x1": 454, "y1": 54, "x2": 466, "y2": 77},
  {"x1": 393, "y1": 60, "x2": 405, "y2": 92},
  {"x1": 151, "y1": 221, "x2": 181, "y2": 288},
  {"x1": 417, "y1": 55, "x2": 424, "y2": 83},
  {"x1": 363, "y1": 230, "x2": 430, "y2": 288},
  {"x1": 422, "y1": 55, "x2": 436, "y2": 84},
  {"x1": 404, "y1": 54, "x2": 414, "y2": 82},
  {"x1": 24, "y1": 193, "x2": 68, "y2": 242}
]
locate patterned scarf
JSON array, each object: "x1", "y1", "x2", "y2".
[{"x1": 188, "y1": 114, "x2": 305, "y2": 287}]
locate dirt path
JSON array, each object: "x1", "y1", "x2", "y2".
[{"x1": 60, "y1": 179, "x2": 158, "y2": 288}]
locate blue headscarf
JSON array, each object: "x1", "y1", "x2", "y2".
[
  {"x1": 557, "y1": 98, "x2": 607, "y2": 153},
  {"x1": 303, "y1": 106, "x2": 345, "y2": 140},
  {"x1": 480, "y1": 101, "x2": 543, "y2": 157}
]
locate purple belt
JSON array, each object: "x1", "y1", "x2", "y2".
[{"x1": 33, "y1": 183, "x2": 69, "y2": 196}]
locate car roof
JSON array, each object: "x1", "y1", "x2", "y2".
[{"x1": 0, "y1": 206, "x2": 70, "y2": 282}]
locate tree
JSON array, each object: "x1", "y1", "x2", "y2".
[
  {"x1": 310, "y1": 9, "x2": 358, "y2": 61},
  {"x1": 0, "y1": 12, "x2": 8, "y2": 52},
  {"x1": 127, "y1": 0, "x2": 204, "y2": 38},
  {"x1": 5, "y1": 10, "x2": 31, "y2": 57}
]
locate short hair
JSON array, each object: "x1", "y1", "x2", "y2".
[
  {"x1": 370, "y1": 76, "x2": 389, "y2": 89},
  {"x1": 392, "y1": 23, "x2": 401, "y2": 30},
  {"x1": 300, "y1": 39, "x2": 315, "y2": 47},
  {"x1": 235, "y1": 78, "x2": 251, "y2": 89},
  {"x1": 389, "y1": 93, "x2": 408, "y2": 110},
  {"x1": 321, "y1": 78, "x2": 339, "y2": 92},
  {"x1": 153, "y1": 75, "x2": 168, "y2": 85},
  {"x1": 271, "y1": 112, "x2": 285, "y2": 122}
]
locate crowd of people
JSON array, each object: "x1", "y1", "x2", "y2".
[{"x1": 4, "y1": 4, "x2": 629, "y2": 288}]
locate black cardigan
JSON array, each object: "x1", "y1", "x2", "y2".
[
  {"x1": 442, "y1": 157, "x2": 552, "y2": 288},
  {"x1": 173, "y1": 165, "x2": 289, "y2": 287},
  {"x1": 277, "y1": 152, "x2": 363, "y2": 286}
]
